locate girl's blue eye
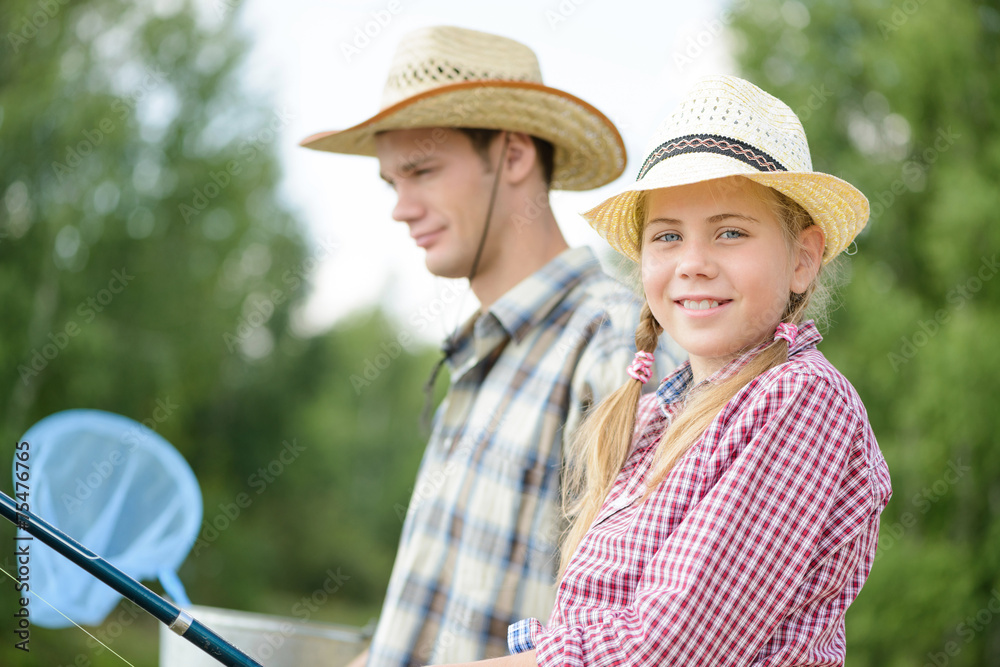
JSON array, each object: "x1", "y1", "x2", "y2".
[
  {"x1": 656, "y1": 232, "x2": 681, "y2": 243},
  {"x1": 720, "y1": 229, "x2": 745, "y2": 239}
]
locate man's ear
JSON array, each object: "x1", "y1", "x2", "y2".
[
  {"x1": 500, "y1": 132, "x2": 537, "y2": 185},
  {"x1": 791, "y1": 225, "x2": 825, "y2": 294}
]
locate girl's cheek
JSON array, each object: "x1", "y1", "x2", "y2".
[
  {"x1": 640, "y1": 262, "x2": 656, "y2": 291},
  {"x1": 641, "y1": 252, "x2": 672, "y2": 285}
]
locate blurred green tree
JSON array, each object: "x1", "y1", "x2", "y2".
[
  {"x1": 729, "y1": 1, "x2": 1000, "y2": 665},
  {"x1": 0, "y1": 0, "x2": 437, "y2": 665}
]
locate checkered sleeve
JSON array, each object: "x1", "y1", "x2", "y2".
[
  {"x1": 534, "y1": 370, "x2": 873, "y2": 666},
  {"x1": 508, "y1": 617, "x2": 543, "y2": 654}
]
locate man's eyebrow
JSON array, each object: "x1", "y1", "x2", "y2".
[{"x1": 384, "y1": 156, "x2": 433, "y2": 180}]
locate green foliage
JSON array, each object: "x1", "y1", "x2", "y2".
[
  {"x1": 7, "y1": 0, "x2": 995, "y2": 664},
  {"x1": 0, "y1": 1, "x2": 438, "y2": 665},
  {"x1": 730, "y1": 0, "x2": 1000, "y2": 663}
]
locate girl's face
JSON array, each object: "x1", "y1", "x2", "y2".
[{"x1": 641, "y1": 177, "x2": 823, "y2": 383}]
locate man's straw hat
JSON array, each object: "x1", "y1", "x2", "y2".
[
  {"x1": 299, "y1": 26, "x2": 626, "y2": 191},
  {"x1": 583, "y1": 75, "x2": 869, "y2": 263}
]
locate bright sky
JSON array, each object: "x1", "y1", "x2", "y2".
[{"x1": 232, "y1": 0, "x2": 736, "y2": 343}]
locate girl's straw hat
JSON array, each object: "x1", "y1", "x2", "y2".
[
  {"x1": 299, "y1": 26, "x2": 626, "y2": 191},
  {"x1": 583, "y1": 75, "x2": 869, "y2": 263}
]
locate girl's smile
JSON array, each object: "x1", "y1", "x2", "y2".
[{"x1": 674, "y1": 297, "x2": 732, "y2": 315}]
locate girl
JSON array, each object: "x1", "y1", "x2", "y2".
[{"x1": 440, "y1": 75, "x2": 892, "y2": 666}]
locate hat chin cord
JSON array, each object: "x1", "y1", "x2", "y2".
[{"x1": 420, "y1": 132, "x2": 511, "y2": 430}]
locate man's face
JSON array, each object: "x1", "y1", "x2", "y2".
[{"x1": 375, "y1": 128, "x2": 496, "y2": 279}]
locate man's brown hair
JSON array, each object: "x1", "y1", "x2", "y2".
[{"x1": 457, "y1": 128, "x2": 556, "y2": 188}]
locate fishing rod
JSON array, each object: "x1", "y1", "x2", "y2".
[{"x1": 0, "y1": 489, "x2": 262, "y2": 667}]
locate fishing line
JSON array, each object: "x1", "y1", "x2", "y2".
[
  {"x1": 0, "y1": 488, "x2": 262, "y2": 666},
  {"x1": 0, "y1": 562, "x2": 137, "y2": 667}
]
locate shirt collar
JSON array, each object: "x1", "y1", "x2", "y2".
[
  {"x1": 447, "y1": 246, "x2": 603, "y2": 375},
  {"x1": 655, "y1": 320, "x2": 822, "y2": 415},
  {"x1": 488, "y1": 246, "x2": 602, "y2": 343}
]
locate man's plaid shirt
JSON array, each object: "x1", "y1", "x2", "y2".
[{"x1": 365, "y1": 247, "x2": 683, "y2": 667}]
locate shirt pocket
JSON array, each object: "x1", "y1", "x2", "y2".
[
  {"x1": 591, "y1": 491, "x2": 642, "y2": 528},
  {"x1": 466, "y1": 443, "x2": 533, "y2": 519}
]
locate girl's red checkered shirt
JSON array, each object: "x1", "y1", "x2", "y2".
[{"x1": 509, "y1": 321, "x2": 892, "y2": 666}]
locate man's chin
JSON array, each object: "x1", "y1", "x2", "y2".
[{"x1": 423, "y1": 255, "x2": 472, "y2": 280}]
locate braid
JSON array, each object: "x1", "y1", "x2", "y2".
[
  {"x1": 635, "y1": 302, "x2": 663, "y2": 355},
  {"x1": 560, "y1": 300, "x2": 661, "y2": 573}
]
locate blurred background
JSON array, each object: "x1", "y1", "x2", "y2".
[{"x1": 1, "y1": 0, "x2": 998, "y2": 665}]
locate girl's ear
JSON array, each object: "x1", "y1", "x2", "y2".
[{"x1": 791, "y1": 225, "x2": 825, "y2": 294}]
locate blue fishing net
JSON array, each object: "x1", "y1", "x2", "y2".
[{"x1": 15, "y1": 409, "x2": 202, "y2": 628}]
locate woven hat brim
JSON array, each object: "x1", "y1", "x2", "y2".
[
  {"x1": 582, "y1": 152, "x2": 869, "y2": 263},
  {"x1": 299, "y1": 81, "x2": 626, "y2": 191}
]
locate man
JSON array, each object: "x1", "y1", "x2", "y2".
[{"x1": 300, "y1": 26, "x2": 681, "y2": 667}]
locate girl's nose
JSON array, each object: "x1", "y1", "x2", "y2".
[{"x1": 676, "y1": 238, "x2": 717, "y2": 279}]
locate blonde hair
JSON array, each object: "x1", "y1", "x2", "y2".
[{"x1": 560, "y1": 179, "x2": 835, "y2": 573}]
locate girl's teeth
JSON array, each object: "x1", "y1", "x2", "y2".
[{"x1": 684, "y1": 300, "x2": 719, "y2": 310}]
